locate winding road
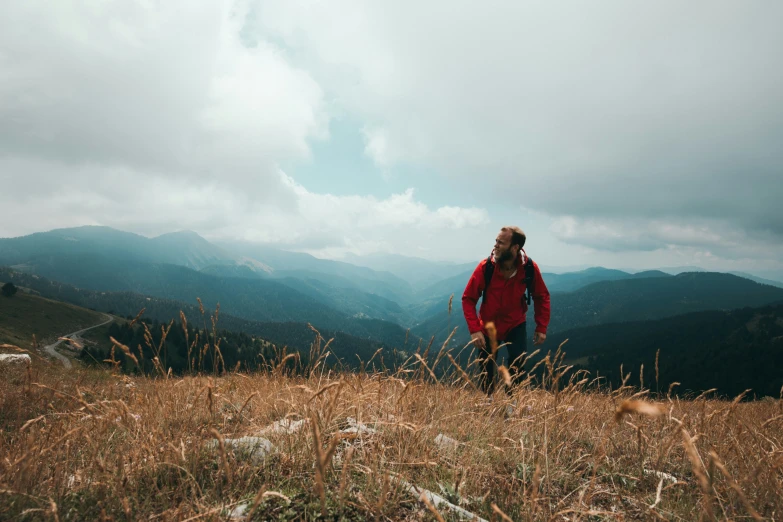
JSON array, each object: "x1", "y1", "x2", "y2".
[{"x1": 43, "y1": 314, "x2": 114, "y2": 368}]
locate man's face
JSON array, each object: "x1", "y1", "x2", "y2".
[{"x1": 493, "y1": 230, "x2": 517, "y2": 263}]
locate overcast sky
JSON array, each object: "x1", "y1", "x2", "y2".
[{"x1": 1, "y1": 1, "x2": 782, "y2": 276}]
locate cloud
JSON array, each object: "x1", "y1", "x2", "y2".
[
  {"x1": 550, "y1": 216, "x2": 724, "y2": 252},
  {"x1": 549, "y1": 215, "x2": 783, "y2": 267},
  {"x1": 0, "y1": 1, "x2": 325, "y2": 196},
  {"x1": 256, "y1": 0, "x2": 783, "y2": 241},
  {"x1": 0, "y1": 1, "x2": 492, "y2": 262},
  {"x1": 214, "y1": 173, "x2": 490, "y2": 255},
  {"x1": 0, "y1": 157, "x2": 489, "y2": 259},
  {"x1": 362, "y1": 127, "x2": 394, "y2": 168},
  {"x1": 2, "y1": 1, "x2": 780, "y2": 272}
]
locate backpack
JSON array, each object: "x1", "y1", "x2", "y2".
[{"x1": 482, "y1": 254, "x2": 535, "y2": 306}]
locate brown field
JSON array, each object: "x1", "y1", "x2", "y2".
[{"x1": 1, "y1": 344, "x2": 781, "y2": 521}]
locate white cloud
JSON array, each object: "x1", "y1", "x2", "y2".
[
  {"x1": 287, "y1": 177, "x2": 488, "y2": 230},
  {"x1": 0, "y1": 1, "x2": 325, "y2": 195},
  {"x1": 0, "y1": 1, "x2": 492, "y2": 262},
  {"x1": 362, "y1": 127, "x2": 394, "y2": 167},
  {"x1": 0, "y1": 159, "x2": 489, "y2": 260},
  {"x1": 256, "y1": 0, "x2": 783, "y2": 238},
  {"x1": 550, "y1": 216, "x2": 724, "y2": 252},
  {"x1": 215, "y1": 173, "x2": 490, "y2": 257},
  {"x1": 2, "y1": 1, "x2": 781, "y2": 273}
]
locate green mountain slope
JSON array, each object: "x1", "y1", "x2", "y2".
[
  {"x1": 0, "y1": 226, "x2": 234, "y2": 271},
  {"x1": 544, "y1": 303, "x2": 783, "y2": 398},
  {"x1": 543, "y1": 267, "x2": 640, "y2": 293},
  {"x1": 3, "y1": 256, "x2": 395, "y2": 332},
  {"x1": 0, "y1": 288, "x2": 105, "y2": 348},
  {"x1": 552, "y1": 272, "x2": 783, "y2": 331},
  {"x1": 411, "y1": 265, "x2": 667, "y2": 317},
  {"x1": 276, "y1": 276, "x2": 416, "y2": 326},
  {"x1": 729, "y1": 272, "x2": 783, "y2": 289},
  {"x1": 214, "y1": 240, "x2": 414, "y2": 301},
  {"x1": 0, "y1": 267, "x2": 419, "y2": 356},
  {"x1": 343, "y1": 252, "x2": 475, "y2": 290},
  {"x1": 1, "y1": 227, "x2": 419, "y2": 317}
]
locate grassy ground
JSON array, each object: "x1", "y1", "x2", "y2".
[
  {"x1": 0, "y1": 290, "x2": 105, "y2": 349},
  {"x1": 1, "y1": 353, "x2": 780, "y2": 521}
]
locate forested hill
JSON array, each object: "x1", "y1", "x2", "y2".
[
  {"x1": 550, "y1": 272, "x2": 783, "y2": 333},
  {"x1": 0, "y1": 258, "x2": 416, "y2": 344},
  {"x1": 0, "y1": 225, "x2": 417, "y2": 310},
  {"x1": 544, "y1": 303, "x2": 783, "y2": 398},
  {"x1": 0, "y1": 226, "x2": 231, "y2": 271},
  {"x1": 0, "y1": 267, "x2": 421, "y2": 363},
  {"x1": 81, "y1": 318, "x2": 410, "y2": 376},
  {"x1": 2, "y1": 255, "x2": 350, "y2": 325}
]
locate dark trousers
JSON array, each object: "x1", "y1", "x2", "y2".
[{"x1": 478, "y1": 322, "x2": 527, "y2": 396}]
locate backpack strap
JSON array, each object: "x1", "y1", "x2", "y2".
[
  {"x1": 523, "y1": 256, "x2": 535, "y2": 306},
  {"x1": 481, "y1": 254, "x2": 494, "y2": 303},
  {"x1": 483, "y1": 254, "x2": 535, "y2": 306}
]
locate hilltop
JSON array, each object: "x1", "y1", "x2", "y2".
[
  {"x1": 2, "y1": 241, "x2": 782, "y2": 519},
  {"x1": 0, "y1": 358, "x2": 779, "y2": 520}
]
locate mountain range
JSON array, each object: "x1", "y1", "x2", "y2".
[
  {"x1": 0, "y1": 227, "x2": 783, "y2": 393},
  {"x1": 410, "y1": 271, "x2": 783, "y2": 349},
  {"x1": 3, "y1": 224, "x2": 783, "y2": 390},
  {"x1": 0, "y1": 267, "x2": 420, "y2": 366}
]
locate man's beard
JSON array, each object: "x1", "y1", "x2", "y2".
[{"x1": 495, "y1": 248, "x2": 515, "y2": 264}]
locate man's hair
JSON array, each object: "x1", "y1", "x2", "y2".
[{"x1": 501, "y1": 226, "x2": 526, "y2": 249}]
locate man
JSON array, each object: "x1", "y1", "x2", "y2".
[{"x1": 462, "y1": 226, "x2": 551, "y2": 396}]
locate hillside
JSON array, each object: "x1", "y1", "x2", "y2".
[
  {"x1": 729, "y1": 271, "x2": 783, "y2": 289},
  {"x1": 543, "y1": 266, "x2": 647, "y2": 293},
  {"x1": 343, "y1": 252, "x2": 475, "y2": 290},
  {"x1": 1, "y1": 361, "x2": 780, "y2": 520},
  {"x1": 544, "y1": 303, "x2": 783, "y2": 398},
  {"x1": 276, "y1": 276, "x2": 417, "y2": 326},
  {"x1": 410, "y1": 266, "x2": 675, "y2": 321},
  {"x1": 0, "y1": 268, "x2": 420, "y2": 365},
  {"x1": 0, "y1": 288, "x2": 105, "y2": 348},
  {"x1": 271, "y1": 269, "x2": 416, "y2": 307},
  {"x1": 0, "y1": 226, "x2": 235, "y2": 271},
  {"x1": 551, "y1": 272, "x2": 783, "y2": 332},
  {"x1": 214, "y1": 240, "x2": 415, "y2": 302},
  {"x1": 200, "y1": 264, "x2": 269, "y2": 280},
  {"x1": 631, "y1": 270, "x2": 671, "y2": 278},
  {"x1": 201, "y1": 264, "x2": 418, "y2": 326},
  {"x1": 202, "y1": 264, "x2": 420, "y2": 325},
  {"x1": 0, "y1": 257, "x2": 402, "y2": 333},
  {"x1": 1, "y1": 226, "x2": 420, "y2": 314}
]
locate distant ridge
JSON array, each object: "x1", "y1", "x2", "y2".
[
  {"x1": 412, "y1": 271, "x2": 783, "y2": 347},
  {"x1": 544, "y1": 302, "x2": 783, "y2": 398}
]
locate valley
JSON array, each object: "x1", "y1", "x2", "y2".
[{"x1": 3, "y1": 225, "x2": 783, "y2": 397}]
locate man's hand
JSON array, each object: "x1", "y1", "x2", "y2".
[
  {"x1": 533, "y1": 332, "x2": 547, "y2": 346},
  {"x1": 471, "y1": 331, "x2": 486, "y2": 351}
]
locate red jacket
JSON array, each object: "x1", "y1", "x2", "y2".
[{"x1": 462, "y1": 251, "x2": 551, "y2": 340}]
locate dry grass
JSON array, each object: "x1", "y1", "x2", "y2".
[{"x1": 1, "y1": 350, "x2": 782, "y2": 521}]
